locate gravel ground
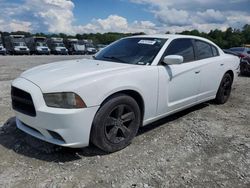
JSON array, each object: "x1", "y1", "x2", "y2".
[{"x1": 0, "y1": 56, "x2": 249, "y2": 188}]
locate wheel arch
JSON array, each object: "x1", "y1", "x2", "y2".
[
  {"x1": 225, "y1": 70, "x2": 234, "y2": 81},
  {"x1": 99, "y1": 89, "x2": 145, "y2": 123}
]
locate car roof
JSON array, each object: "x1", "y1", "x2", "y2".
[
  {"x1": 128, "y1": 34, "x2": 207, "y2": 40},
  {"x1": 127, "y1": 34, "x2": 220, "y2": 49}
]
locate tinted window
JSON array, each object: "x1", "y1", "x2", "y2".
[
  {"x1": 95, "y1": 38, "x2": 167, "y2": 65},
  {"x1": 195, "y1": 40, "x2": 213, "y2": 59},
  {"x1": 212, "y1": 46, "x2": 219, "y2": 56},
  {"x1": 165, "y1": 39, "x2": 195, "y2": 63}
]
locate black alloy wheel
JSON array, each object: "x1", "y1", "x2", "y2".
[
  {"x1": 104, "y1": 104, "x2": 136, "y2": 144},
  {"x1": 215, "y1": 73, "x2": 233, "y2": 104},
  {"x1": 91, "y1": 94, "x2": 141, "y2": 153}
]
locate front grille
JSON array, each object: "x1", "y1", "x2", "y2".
[
  {"x1": 11, "y1": 87, "x2": 36, "y2": 116},
  {"x1": 20, "y1": 48, "x2": 26, "y2": 51},
  {"x1": 61, "y1": 49, "x2": 66, "y2": 52}
]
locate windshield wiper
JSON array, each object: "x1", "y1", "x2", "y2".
[{"x1": 103, "y1": 55, "x2": 127, "y2": 63}]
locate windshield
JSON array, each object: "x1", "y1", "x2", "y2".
[
  {"x1": 54, "y1": 43, "x2": 64, "y2": 47},
  {"x1": 70, "y1": 41, "x2": 78, "y2": 44},
  {"x1": 78, "y1": 41, "x2": 85, "y2": 45},
  {"x1": 36, "y1": 42, "x2": 47, "y2": 47},
  {"x1": 95, "y1": 37, "x2": 167, "y2": 65},
  {"x1": 86, "y1": 43, "x2": 94, "y2": 48},
  {"x1": 14, "y1": 42, "x2": 26, "y2": 46}
]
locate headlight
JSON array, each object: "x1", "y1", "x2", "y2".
[{"x1": 43, "y1": 92, "x2": 86, "y2": 109}]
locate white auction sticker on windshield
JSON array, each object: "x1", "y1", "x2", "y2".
[{"x1": 138, "y1": 40, "x2": 156, "y2": 45}]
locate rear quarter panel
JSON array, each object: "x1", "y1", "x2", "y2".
[{"x1": 222, "y1": 54, "x2": 240, "y2": 80}]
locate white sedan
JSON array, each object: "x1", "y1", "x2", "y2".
[{"x1": 11, "y1": 35, "x2": 239, "y2": 152}]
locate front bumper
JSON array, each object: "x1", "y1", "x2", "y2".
[
  {"x1": 70, "y1": 51, "x2": 85, "y2": 55},
  {"x1": 12, "y1": 78, "x2": 99, "y2": 148},
  {"x1": 0, "y1": 50, "x2": 6, "y2": 55},
  {"x1": 52, "y1": 50, "x2": 68, "y2": 55},
  {"x1": 14, "y1": 50, "x2": 29, "y2": 55},
  {"x1": 36, "y1": 50, "x2": 50, "y2": 55}
]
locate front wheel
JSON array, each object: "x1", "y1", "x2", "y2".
[
  {"x1": 90, "y1": 94, "x2": 141, "y2": 153},
  {"x1": 215, "y1": 73, "x2": 233, "y2": 104}
]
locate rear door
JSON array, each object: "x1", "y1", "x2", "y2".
[{"x1": 194, "y1": 40, "x2": 224, "y2": 101}]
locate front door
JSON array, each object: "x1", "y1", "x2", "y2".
[{"x1": 157, "y1": 38, "x2": 201, "y2": 115}]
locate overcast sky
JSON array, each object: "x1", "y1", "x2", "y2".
[{"x1": 0, "y1": 0, "x2": 250, "y2": 34}]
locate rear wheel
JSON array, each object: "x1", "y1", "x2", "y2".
[
  {"x1": 215, "y1": 73, "x2": 233, "y2": 104},
  {"x1": 90, "y1": 94, "x2": 141, "y2": 153}
]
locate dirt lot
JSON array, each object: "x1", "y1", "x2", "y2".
[{"x1": 0, "y1": 56, "x2": 249, "y2": 188}]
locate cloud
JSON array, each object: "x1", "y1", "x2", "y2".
[
  {"x1": 0, "y1": 19, "x2": 32, "y2": 32},
  {"x1": 0, "y1": 0, "x2": 157, "y2": 34},
  {"x1": 31, "y1": 0, "x2": 75, "y2": 33},
  {"x1": 196, "y1": 9, "x2": 227, "y2": 24},
  {"x1": 74, "y1": 15, "x2": 158, "y2": 34},
  {"x1": 0, "y1": 0, "x2": 249, "y2": 34},
  {"x1": 0, "y1": 0, "x2": 75, "y2": 33},
  {"x1": 153, "y1": 8, "x2": 191, "y2": 26},
  {"x1": 129, "y1": 0, "x2": 250, "y2": 32}
]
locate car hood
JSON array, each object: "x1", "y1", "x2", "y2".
[{"x1": 20, "y1": 59, "x2": 139, "y2": 92}]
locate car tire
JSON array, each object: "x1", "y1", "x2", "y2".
[
  {"x1": 215, "y1": 73, "x2": 233, "y2": 104},
  {"x1": 90, "y1": 94, "x2": 141, "y2": 153}
]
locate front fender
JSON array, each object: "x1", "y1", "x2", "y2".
[{"x1": 76, "y1": 66, "x2": 159, "y2": 121}]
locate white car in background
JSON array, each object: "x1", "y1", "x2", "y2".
[{"x1": 11, "y1": 35, "x2": 239, "y2": 152}]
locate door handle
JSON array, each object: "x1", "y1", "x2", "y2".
[
  {"x1": 220, "y1": 63, "x2": 224, "y2": 66},
  {"x1": 195, "y1": 71, "x2": 200, "y2": 74}
]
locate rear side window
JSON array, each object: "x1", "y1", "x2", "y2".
[
  {"x1": 212, "y1": 46, "x2": 219, "y2": 56},
  {"x1": 165, "y1": 39, "x2": 195, "y2": 63},
  {"x1": 195, "y1": 40, "x2": 213, "y2": 59}
]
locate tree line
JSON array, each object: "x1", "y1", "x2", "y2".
[
  {"x1": 1, "y1": 24, "x2": 250, "y2": 49},
  {"x1": 178, "y1": 24, "x2": 250, "y2": 49}
]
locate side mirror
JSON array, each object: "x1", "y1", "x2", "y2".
[{"x1": 163, "y1": 55, "x2": 184, "y2": 65}]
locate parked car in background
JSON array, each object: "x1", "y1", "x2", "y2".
[
  {"x1": 83, "y1": 40, "x2": 97, "y2": 54},
  {"x1": 25, "y1": 36, "x2": 50, "y2": 55},
  {"x1": 96, "y1": 44, "x2": 108, "y2": 52},
  {"x1": 4, "y1": 35, "x2": 30, "y2": 55},
  {"x1": 64, "y1": 38, "x2": 85, "y2": 55},
  {"x1": 47, "y1": 38, "x2": 68, "y2": 55},
  {"x1": 0, "y1": 34, "x2": 7, "y2": 55},
  {"x1": 223, "y1": 49, "x2": 241, "y2": 58},
  {"x1": 229, "y1": 47, "x2": 250, "y2": 75},
  {"x1": 11, "y1": 35, "x2": 239, "y2": 153}
]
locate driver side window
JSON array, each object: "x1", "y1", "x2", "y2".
[{"x1": 164, "y1": 38, "x2": 195, "y2": 63}]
